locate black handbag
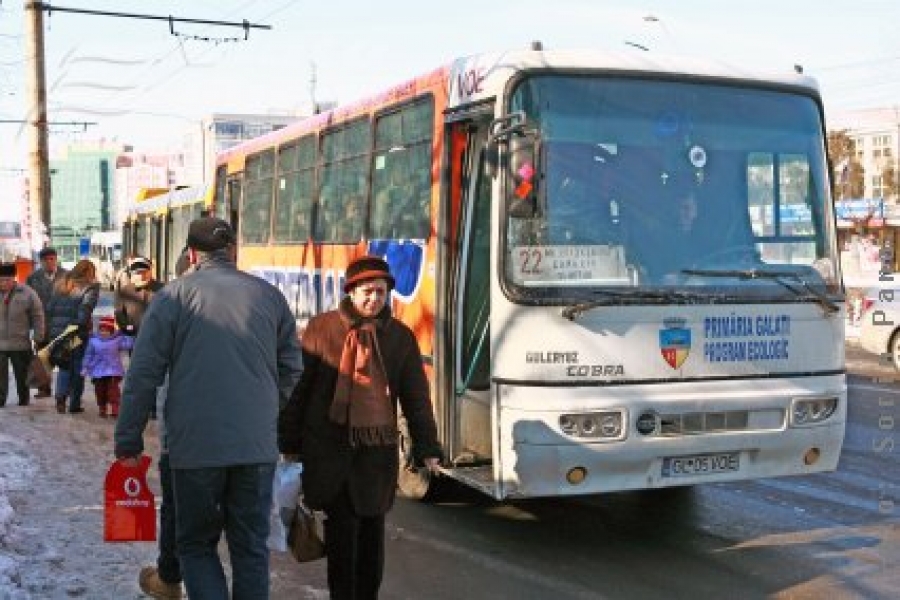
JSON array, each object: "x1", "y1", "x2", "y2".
[{"x1": 287, "y1": 502, "x2": 325, "y2": 562}]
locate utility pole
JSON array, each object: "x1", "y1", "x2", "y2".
[
  {"x1": 24, "y1": 0, "x2": 51, "y2": 239},
  {"x1": 21, "y1": 1, "x2": 271, "y2": 242}
]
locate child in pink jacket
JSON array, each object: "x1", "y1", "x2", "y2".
[{"x1": 81, "y1": 316, "x2": 133, "y2": 417}]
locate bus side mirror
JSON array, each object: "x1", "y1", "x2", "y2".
[{"x1": 485, "y1": 140, "x2": 499, "y2": 178}]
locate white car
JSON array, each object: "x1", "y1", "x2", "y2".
[{"x1": 858, "y1": 287, "x2": 900, "y2": 370}]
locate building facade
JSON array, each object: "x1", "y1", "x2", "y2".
[
  {"x1": 829, "y1": 107, "x2": 900, "y2": 202},
  {"x1": 829, "y1": 108, "x2": 900, "y2": 279},
  {"x1": 49, "y1": 141, "x2": 122, "y2": 262},
  {"x1": 181, "y1": 112, "x2": 301, "y2": 187},
  {"x1": 21, "y1": 112, "x2": 312, "y2": 261}
]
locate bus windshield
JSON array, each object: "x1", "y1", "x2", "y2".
[{"x1": 503, "y1": 74, "x2": 838, "y2": 303}]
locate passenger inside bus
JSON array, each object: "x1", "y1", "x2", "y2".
[
  {"x1": 333, "y1": 199, "x2": 363, "y2": 241},
  {"x1": 631, "y1": 177, "x2": 760, "y2": 284},
  {"x1": 635, "y1": 188, "x2": 703, "y2": 283},
  {"x1": 374, "y1": 159, "x2": 427, "y2": 239},
  {"x1": 286, "y1": 207, "x2": 311, "y2": 241}
]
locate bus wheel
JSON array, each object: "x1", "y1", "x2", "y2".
[{"x1": 396, "y1": 415, "x2": 433, "y2": 500}]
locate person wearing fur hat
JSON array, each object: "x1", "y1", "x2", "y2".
[
  {"x1": 113, "y1": 255, "x2": 164, "y2": 419},
  {"x1": 279, "y1": 255, "x2": 442, "y2": 600},
  {"x1": 0, "y1": 262, "x2": 46, "y2": 407},
  {"x1": 114, "y1": 255, "x2": 163, "y2": 337},
  {"x1": 81, "y1": 315, "x2": 133, "y2": 418}
]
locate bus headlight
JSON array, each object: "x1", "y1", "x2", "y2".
[
  {"x1": 559, "y1": 411, "x2": 625, "y2": 440},
  {"x1": 790, "y1": 397, "x2": 838, "y2": 427}
]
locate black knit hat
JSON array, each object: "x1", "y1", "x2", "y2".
[
  {"x1": 0, "y1": 263, "x2": 15, "y2": 277},
  {"x1": 343, "y1": 256, "x2": 395, "y2": 293},
  {"x1": 186, "y1": 217, "x2": 236, "y2": 252},
  {"x1": 38, "y1": 247, "x2": 57, "y2": 259}
]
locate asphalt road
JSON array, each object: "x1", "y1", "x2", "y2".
[{"x1": 368, "y1": 344, "x2": 900, "y2": 600}]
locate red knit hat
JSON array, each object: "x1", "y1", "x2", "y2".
[{"x1": 99, "y1": 316, "x2": 116, "y2": 332}]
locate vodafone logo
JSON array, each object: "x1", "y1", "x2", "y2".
[{"x1": 123, "y1": 477, "x2": 142, "y2": 498}]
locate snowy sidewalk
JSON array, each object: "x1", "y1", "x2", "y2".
[{"x1": 0, "y1": 388, "x2": 328, "y2": 599}]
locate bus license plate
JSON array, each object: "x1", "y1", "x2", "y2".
[{"x1": 661, "y1": 452, "x2": 740, "y2": 478}]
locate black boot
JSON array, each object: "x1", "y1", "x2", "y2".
[{"x1": 55, "y1": 397, "x2": 66, "y2": 414}]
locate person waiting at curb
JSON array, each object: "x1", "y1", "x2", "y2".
[
  {"x1": 0, "y1": 262, "x2": 46, "y2": 407},
  {"x1": 81, "y1": 315, "x2": 133, "y2": 418},
  {"x1": 114, "y1": 256, "x2": 163, "y2": 337},
  {"x1": 26, "y1": 247, "x2": 66, "y2": 399},
  {"x1": 45, "y1": 260, "x2": 100, "y2": 414}
]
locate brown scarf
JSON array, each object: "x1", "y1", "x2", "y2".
[{"x1": 329, "y1": 300, "x2": 398, "y2": 446}]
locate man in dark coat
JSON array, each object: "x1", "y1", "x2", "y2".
[
  {"x1": 279, "y1": 255, "x2": 441, "y2": 600},
  {"x1": 25, "y1": 247, "x2": 67, "y2": 398},
  {"x1": 116, "y1": 217, "x2": 303, "y2": 599}
]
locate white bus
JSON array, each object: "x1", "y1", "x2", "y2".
[{"x1": 213, "y1": 46, "x2": 846, "y2": 500}]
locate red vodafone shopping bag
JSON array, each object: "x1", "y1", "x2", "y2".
[{"x1": 104, "y1": 455, "x2": 157, "y2": 542}]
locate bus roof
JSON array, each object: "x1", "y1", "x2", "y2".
[
  {"x1": 217, "y1": 47, "x2": 821, "y2": 167},
  {"x1": 444, "y1": 48, "x2": 820, "y2": 106},
  {"x1": 126, "y1": 185, "x2": 212, "y2": 217}
]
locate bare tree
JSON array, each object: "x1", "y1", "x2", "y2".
[
  {"x1": 883, "y1": 164, "x2": 898, "y2": 201},
  {"x1": 827, "y1": 129, "x2": 865, "y2": 200}
]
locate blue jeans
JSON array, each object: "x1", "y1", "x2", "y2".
[
  {"x1": 157, "y1": 453, "x2": 181, "y2": 584},
  {"x1": 55, "y1": 346, "x2": 85, "y2": 411},
  {"x1": 171, "y1": 463, "x2": 275, "y2": 600}
]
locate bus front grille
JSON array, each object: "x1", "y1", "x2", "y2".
[{"x1": 658, "y1": 409, "x2": 784, "y2": 436}]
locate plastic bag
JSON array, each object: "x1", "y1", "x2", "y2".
[
  {"x1": 267, "y1": 461, "x2": 304, "y2": 552},
  {"x1": 104, "y1": 455, "x2": 156, "y2": 542}
]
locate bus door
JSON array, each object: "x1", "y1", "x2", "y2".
[
  {"x1": 223, "y1": 174, "x2": 244, "y2": 262},
  {"x1": 225, "y1": 174, "x2": 243, "y2": 234},
  {"x1": 444, "y1": 110, "x2": 496, "y2": 497},
  {"x1": 150, "y1": 215, "x2": 164, "y2": 281}
]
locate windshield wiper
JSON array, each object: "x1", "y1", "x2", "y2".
[
  {"x1": 681, "y1": 268, "x2": 840, "y2": 314},
  {"x1": 561, "y1": 289, "x2": 707, "y2": 321}
]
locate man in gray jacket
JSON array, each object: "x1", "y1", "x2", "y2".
[
  {"x1": 114, "y1": 217, "x2": 303, "y2": 599},
  {"x1": 0, "y1": 262, "x2": 46, "y2": 406}
]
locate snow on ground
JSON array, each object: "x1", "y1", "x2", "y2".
[{"x1": 0, "y1": 384, "x2": 328, "y2": 599}]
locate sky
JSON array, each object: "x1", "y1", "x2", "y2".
[{"x1": 1, "y1": 0, "x2": 899, "y2": 215}]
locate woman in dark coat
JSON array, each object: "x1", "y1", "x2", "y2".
[
  {"x1": 46, "y1": 259, "x2": 100, "y2": 414},
  {"x1": 279, "y1": 256, "x2": 441, "y2": 600}
]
